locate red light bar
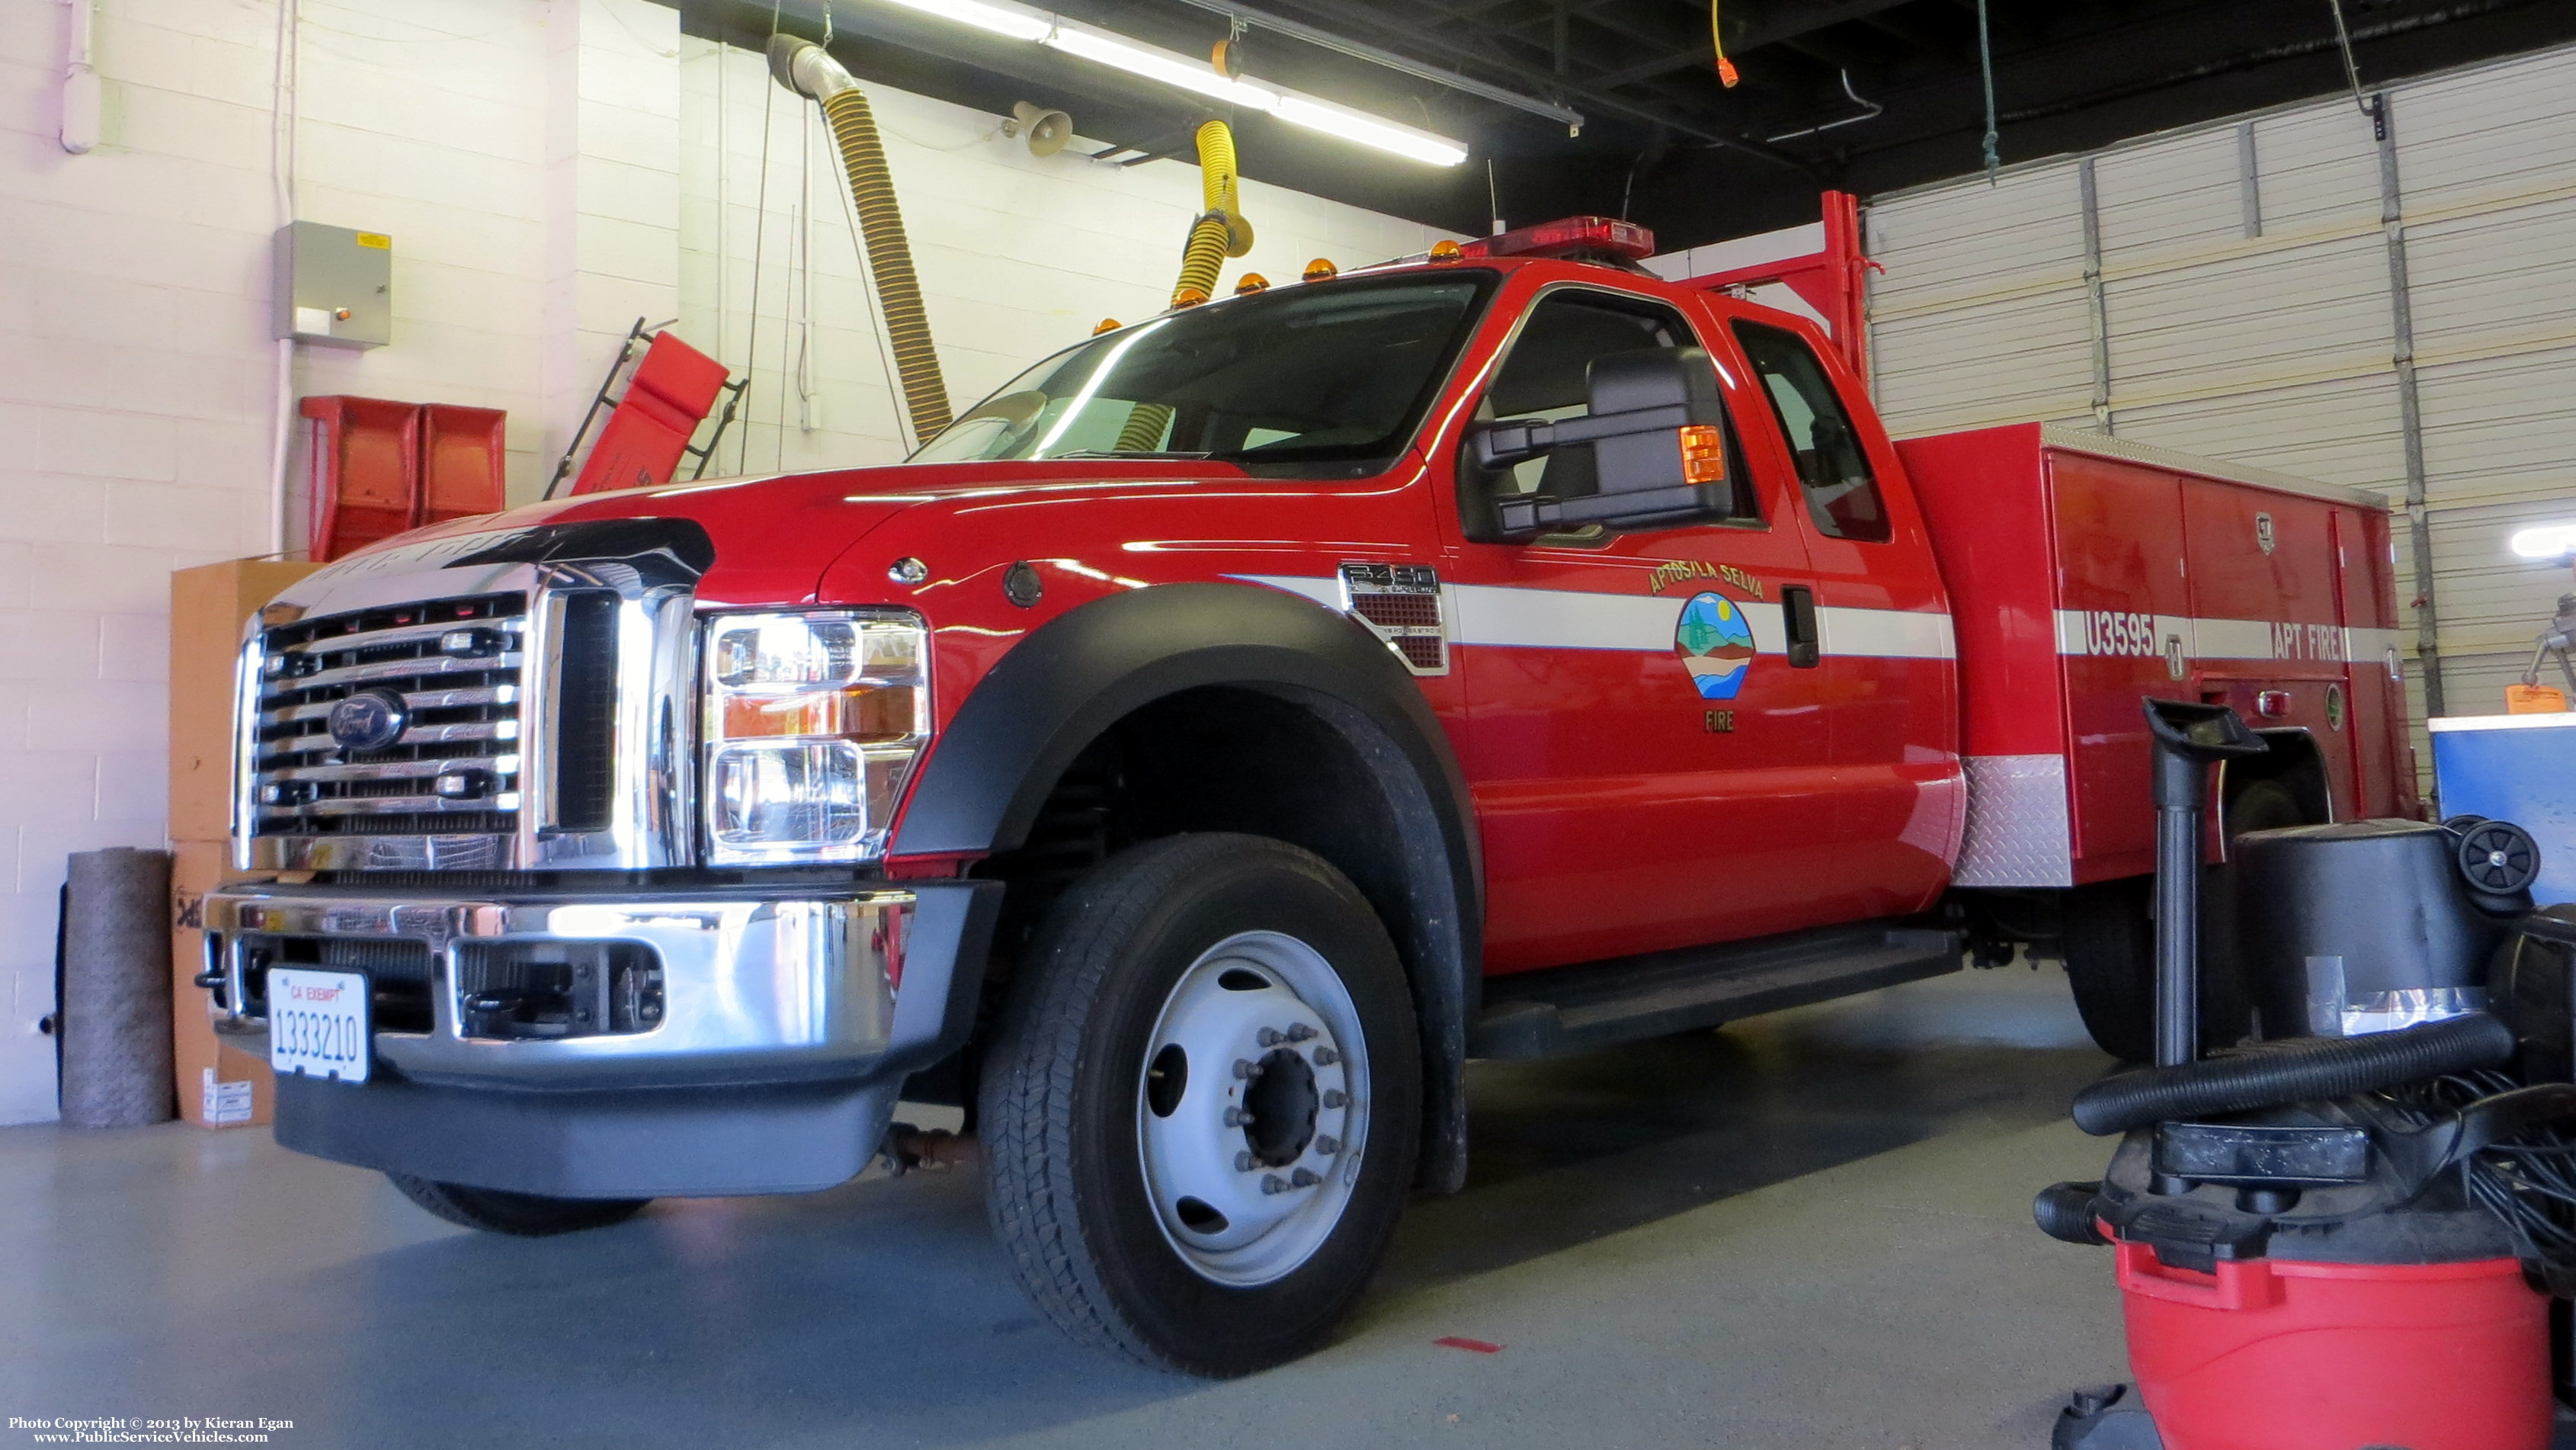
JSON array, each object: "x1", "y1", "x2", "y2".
[{"x1": 1457, "y1": 215, "x2": 1656, "y2": 263}]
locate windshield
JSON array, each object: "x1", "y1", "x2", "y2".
[{"x1": 912, "y1": 272, "x2": 1494, "y2": 467}]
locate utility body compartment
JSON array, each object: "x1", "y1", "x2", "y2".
[{"x1": 1901, "y1": 422, "x2": 2414, "y2": 888}]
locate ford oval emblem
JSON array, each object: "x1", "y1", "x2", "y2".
[{"x1": 326, "y1": 688, "x2": 410, "y2": 752}]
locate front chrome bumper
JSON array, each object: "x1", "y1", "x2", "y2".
[
  {"x1": 199, "y1": 878, "x2": 1001, "y2": 1197},
  {"x1": 206, "y1": 885, "x2": 916, "y2": 1088}
]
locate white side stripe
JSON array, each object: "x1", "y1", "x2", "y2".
[
  {"x1": 1230, "y1": 574, "x2": 1953, "y2": 660},
  {"x1": 2053, "y1": 609, "x2": 2407, "y2": 666},
  {"x1": 1819, "y1": 606, "x2": 1954, "y2": 661}
]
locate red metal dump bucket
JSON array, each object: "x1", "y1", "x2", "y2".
[{"x1": 2117, "y1": 1242, "x2": 2549, "y2": 1450}]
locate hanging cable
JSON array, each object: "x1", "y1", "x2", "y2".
[
  {"x1": 2325, "y1": 0, "x2": 2376, "y2": 121},
  {"x1": 742, "y1": 2, "x2": 783, "y2": 473},
  {"x1": 822, "y1": 107, "x2": 912, "y2": 454},
  {"x1": 1709, "y1": 0, "x2": 1738, "y2": 88},
  {"x1": 1975, "y1": 0, "x2": 1999, "y2": 184}
]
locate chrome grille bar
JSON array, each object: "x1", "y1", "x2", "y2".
[
  {"x1": 275, "y1": 618, "x2": 524, "y2": 656},
  {"x1": 261, "y1": 684, "x2": 518, "y2": 727},
  {"x1": 268, "y1": 753, "x2": 524, "y2": 784},
  {"x1": 278, "y1": 651, "x2": 526, "y2": 693}
]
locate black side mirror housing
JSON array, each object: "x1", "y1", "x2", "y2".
[{"x1": 1472, "y1": 346, "x2": 1732, "y2": 537}]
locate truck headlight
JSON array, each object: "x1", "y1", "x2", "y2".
[{"x1": 700, "y1": 611, "x2": 929, "y2": 864}]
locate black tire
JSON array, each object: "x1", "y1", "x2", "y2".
[
  {"x1": 980, "y1": 832, "x2": 1421, "y2": 1376},
  {"x1": 2062, "y1": 781, "x2": 2308, "y2": 1062},
  {"x1": 2063, "y1": 876, "x2": 2158, "y2": 1063},
  {"x1": 388, "y1": 1175, "x2": 649, "y2": 1237}
]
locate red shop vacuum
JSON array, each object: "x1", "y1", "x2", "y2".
[{"x1": 2034, "y1": 698, "x2": 2574, "y2": 1450}]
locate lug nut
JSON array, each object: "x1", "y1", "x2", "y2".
[
  {"x1": 1286, "y1": 1023, "x2": 1317, "y2": 1041},
  {"x1": 1258, "y1": 1027, "x2": 1283, "y2": 1046},
  {"x1": 1261, "y1": 1174, "x2": 1289, "y2": 1195},
  {"x1": 1291, "y1": 1168, "x2": 1320, "y2": 1188},
  {"x1": 1233, "y1": 1058, "x2": 1261, "y2": 1079},
  {"x1": 1235, "y1": 1151, "x2": 1257, "y2": 1172},
  {"x1": 1315, "y1": 1135, "x2": 1341, "y2": 1155},
  {"x1": 1225, "y1": 1108, "x2": 1254, "y2": 1127},
  {"x1": 1323, "y1": 1089, "x2": 1347, "y2": 1108},
  {"x1": 1312, "y1": 1047, "x2": 1340, "y2": 1066}
]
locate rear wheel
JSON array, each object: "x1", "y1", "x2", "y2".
[
  {"x1": 981, "y1": 832, "x2": 1421, "y2": 1375},
  {"x1": 388, "y1": 1176, "x2": 649, "y2": 1236},
  {"x1": 2062, "y1": 781, "x2": 2308, "y2": 1061}
]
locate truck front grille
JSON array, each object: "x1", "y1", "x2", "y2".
[{"x1": 249, "y1": 593, "x2": 528, "y2": 839}]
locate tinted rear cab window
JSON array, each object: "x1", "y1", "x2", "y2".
[{"x1": 1732, "y1": 321, "x2": 1890, "y2": 543}]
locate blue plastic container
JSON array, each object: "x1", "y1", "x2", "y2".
[{"x1": 2429, "y1": 714, "x2": 2576, "y2": 907}]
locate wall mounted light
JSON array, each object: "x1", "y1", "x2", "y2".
[{"x1": 2511, "y1": 523, "x2": 2576, "y2": 560}]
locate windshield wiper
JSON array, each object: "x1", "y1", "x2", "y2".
[{"x1": 1044, "y1": 448, "x2": 1213, "y2": 460}]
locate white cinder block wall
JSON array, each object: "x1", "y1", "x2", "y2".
[{"x1": 0, "y1": 0, "x2": 1450, "y2": 1124}]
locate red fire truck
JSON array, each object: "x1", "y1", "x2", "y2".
[{"x1": 200, "y1": 216, "x2": 2412, "y2": 1375}]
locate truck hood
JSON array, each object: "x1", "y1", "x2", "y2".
[{"x1": 373, "y1": 459, "x2": 1236, "y2": 608}]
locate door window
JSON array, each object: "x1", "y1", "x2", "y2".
[
  {"x1": 1732, "y1": 321, "x2": 1890, "y2": 543},
  {"x1": 1461, "y1": 290, "x2": 1756, "y2": 541}
]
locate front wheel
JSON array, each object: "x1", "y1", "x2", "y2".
[
  {"x1": 981, "y1": 833, "x2": 1421, "y2": 1375},
  {"x1": 388, "y1": 1176, "x2": 649, "y2": 1236}
]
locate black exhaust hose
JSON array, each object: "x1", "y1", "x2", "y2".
[{"x1": 2071, "y1": 1012, "x2": 2516, "y2": 1136}]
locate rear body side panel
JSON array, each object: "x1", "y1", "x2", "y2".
[{"x1": 1905, "y1": 422, "x2": 2414, "y2": 889}]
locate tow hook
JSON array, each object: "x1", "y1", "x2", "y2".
[{"x1": 882, "y1": 1123, "x2": 978, "y2": 1176}]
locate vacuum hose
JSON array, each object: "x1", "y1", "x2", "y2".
[
  {"x1": 1113, "y1": 119, "x2": 1252, "y2": 453},
  {"x1": 2070, "y1": 1012, "x2": 2517, "y2": 1136},
  {"x1": 769, "y1": 36, "x2": 952, "y2": 443}
]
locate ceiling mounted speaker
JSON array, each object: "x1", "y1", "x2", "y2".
[{"x1": 1008, "y1": 101, "x2": 1073, "y2": 158}]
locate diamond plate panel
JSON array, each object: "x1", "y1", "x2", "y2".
[{"x1": 1953, "y1": 753, "x2": 2075, "y2": 887}]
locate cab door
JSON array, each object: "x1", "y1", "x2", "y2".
[
  {"x1": 1436, "y1": 278, "x2": 1839, "y2": 975},
  {"x1": 1724, "y1": 310, "x2": 1959, "y2": 917}
]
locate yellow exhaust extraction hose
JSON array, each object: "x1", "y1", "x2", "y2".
[
  {"x1": 1115, "y1": 118, "x2": 1254, "y2": 452},
  {"x1": 770, "y1": 36, "x2": 953, "y2": 443}
]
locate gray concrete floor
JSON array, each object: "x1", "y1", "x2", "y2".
[{"x1": 1, "y1": 963, "x2": 2130, "y2": 1450}]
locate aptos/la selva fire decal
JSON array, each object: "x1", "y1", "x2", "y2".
[{"x1": 1674, "y1": 592, "x2": 1757, "y2": 700}]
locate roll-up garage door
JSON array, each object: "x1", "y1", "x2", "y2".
[{"x1": 1866, "y1": 41, "x2": 2576, "y2": 788}]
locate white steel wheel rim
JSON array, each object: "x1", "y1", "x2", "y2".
[{"x1": 1135, "y1": 929, "x2": 1369, "y2": 1288}]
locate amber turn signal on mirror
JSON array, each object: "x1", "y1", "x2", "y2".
[{"x1": 1679, "y1": 425, "x2": 1726, "y2": 484}]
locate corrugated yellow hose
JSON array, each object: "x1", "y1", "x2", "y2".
[
  {"x1": 771, "y1": 37, "x2": 953, "y2": 443},
  {"x1": 1115, "y1": 118, "x2": 1251, "y2": 452}
]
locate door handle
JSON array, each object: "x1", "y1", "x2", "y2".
[{"x1": 1783, "y1": 586, "x2": 1820, "y2": 669}]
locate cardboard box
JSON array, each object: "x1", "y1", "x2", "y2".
[
  {"x1": 170, "y1": 559, "x2": 321, "y2": 844},
  {"x1": 171, "y1": 840, "x2": 274, "y2": 1128},
  {"x1": 168, "y1": 559, "x2": 316, "y2": 1128}
]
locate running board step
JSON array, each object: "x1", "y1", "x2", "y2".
[{"x1": 1469, "y1": 923, "x2": 1964, "y2": 1060}]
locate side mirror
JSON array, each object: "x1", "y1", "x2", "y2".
[{"x1": 1472, "y1": 347, "x2": 1732, "y2": 537}]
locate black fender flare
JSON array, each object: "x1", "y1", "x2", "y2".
[{"x1": 892, "y1": 580, "x2": 1484, "y2": 1192}]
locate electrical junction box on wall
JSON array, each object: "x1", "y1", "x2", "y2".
[{"x1": 274, "y1": 220, "x2": 392, "y2": 348}]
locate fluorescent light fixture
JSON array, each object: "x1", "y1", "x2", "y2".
[
  {"x1": 1271, "y1": 94, "x2": 1469, "y2": 166},
  {"x1": 875, "y1": 0, "x2": 1054, "y2": 41},
  {"x1": 1046, "y1": 25, "x2": 1280, "y2": 109},
  {"x1": 2512, "y1": 522, "x2": 2576, "y2": 560},
  {"x1": 854, "y1": 0, "x2": 1468, "y2": 166}
]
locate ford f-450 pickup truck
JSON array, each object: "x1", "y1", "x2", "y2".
[{"x1": 201, "y1": 217, "x2": 2414, "y2": 1375}]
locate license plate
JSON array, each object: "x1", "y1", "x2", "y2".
[{"x1": 268, "y1": 968, "x2": 371, "y2": 1084}]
